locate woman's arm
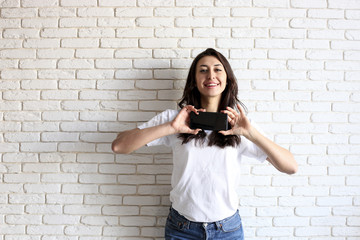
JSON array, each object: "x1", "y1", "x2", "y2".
[
  {"x1": 220, "y1": 103, "x2": 298, "y2": 175},
  {"x1": 246, "y1": 126, "x2": 298, "y2": 174},
  {"x1": 112, "y1": 106, "x2": 203, "y2": 154},
  {"x1": 112, "y1": 122, "x2": 175, "y2": 154}
]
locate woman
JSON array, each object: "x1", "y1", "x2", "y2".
[{"x1": 112, "y1": 48, "x2": 298, "y2": 240}]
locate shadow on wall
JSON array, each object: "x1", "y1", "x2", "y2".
[{"x1": 70, "y1": 68, "x2": 182, "y2": 236}]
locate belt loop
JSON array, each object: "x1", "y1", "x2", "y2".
[{"x1": 215, "y1": 221, "x2": 222, "y2": 230}]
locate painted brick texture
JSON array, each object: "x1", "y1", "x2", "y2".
[{"x1": 1, "y1": 0, "x2": 360, "y2": 239}]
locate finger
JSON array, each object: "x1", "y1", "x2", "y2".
[
  {"x1": 186, "y1": 105, "x2": 200, "y2": 114},
  {"x1": 226, "y1": 106, "x2": 239, "y2": 117},
  {"x1": 237, "y1": 103, "x2": 246, "y2": 117},
  {"x1": 222, "y1": 109, "x2": 236, "y2": 119},
  {"x1": 189, "y1": 128, "x2": 202, "y2": 135},
  {"x1": 219, "y1": 130, "x2": 233, "y2": 136}
]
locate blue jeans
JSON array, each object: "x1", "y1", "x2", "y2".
[{"x1": 165, "y1": 207, "x2": 244, "y2": 240}]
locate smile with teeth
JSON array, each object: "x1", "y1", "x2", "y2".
[{"x1": 204, "y1": 83, "x2": 219, "y2": 88}]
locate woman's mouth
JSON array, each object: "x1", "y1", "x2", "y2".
[{"x1": 204, "y1": 83, "x2": 219, "y2": 88}]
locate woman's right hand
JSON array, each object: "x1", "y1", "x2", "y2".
[{"x1": 170, "y1": 105, "x2": 204, "y2": 135}]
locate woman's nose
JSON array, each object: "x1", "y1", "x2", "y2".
[{"x1": 208, "y1": 71, "x2": 215, "y2": 79}]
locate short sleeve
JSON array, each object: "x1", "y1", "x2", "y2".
[
  {"x1": 137, "y1": 109, "x2": 179, "y2": 147},
  {"x1": 238, "y1": 120, "x2": 268, "y2": 163}
]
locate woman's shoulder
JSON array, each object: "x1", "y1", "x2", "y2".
[{"x1": 160, "y1": 109, "x2": 180, "y2": 120}]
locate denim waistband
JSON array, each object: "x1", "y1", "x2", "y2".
[{"x1": 169, "y1": 206, "x2": 239, "y2": 229}]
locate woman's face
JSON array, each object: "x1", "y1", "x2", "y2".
[{"x1": 195, "y1": 56, "x2": 227, "y2": 100}]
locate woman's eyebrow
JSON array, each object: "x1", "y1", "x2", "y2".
[{"x1": 199, "y1": 64, "x2": 223, "y2": 67}]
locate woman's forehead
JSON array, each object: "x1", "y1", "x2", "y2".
[{"x1": 197, "y1": 56, "x2": 223, "y2": 67}]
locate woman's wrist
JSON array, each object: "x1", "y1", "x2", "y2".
[{"x1": 244, "y1": 125, "x2": 258, "y2": 142}]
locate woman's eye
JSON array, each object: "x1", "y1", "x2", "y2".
[
  {"x1": 200, "y1": 69, "x2": 207, "y2": 73},
  {"x1": 215, "y1": 69, "x2": 222, "y2": 72}
]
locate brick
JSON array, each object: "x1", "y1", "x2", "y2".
[
  {"x1": 3, "y1": 90, "x2": 40, "y2": 100},
  {"x1": 25, "y1": 204, "x2": 62, "y2": 214},
  {"x1": 60, "y1": 0, "x2": 97, "y2": 7},
  {"x1": 139, "y1": 101, "x2": 177, "y2": 111},
  {"x1": 99, "y1": 0, "x2": 135, "y2": 6},
  {"x1": 0, "y1": 49, "x2": 36, "y2": 59},
  {"x1": 155, "y1": 7, "x2": 191, "y2": 17},
  {"x1": 154, "y1": 69, "x2": 188, "y2": 79},
  {"x1": 103, "y1": 226, "x2": 140, "y2": 237},
  {"x1": 1, "y1": 70, "x2": 37, "y2": 80},
  {"x1": 97, "y1": 80, "x2": 134, "y2": 90},
  {"x1": 23, "y1": 101, "x2": 60, "y2": 111},
  {"x1": 39, "y1": 7, "x2": 76, "y2": 16},
  {"x1": 41, "y1": 132, "x2": 79, "y2": 142},
  {"x1": 78, "y1": 7, "x2": 114, "y2": 17},
  {"x1": 232, "y1": 7, "x2": 268, "y2": 17},
  {"x1": 139, "y1": 38, "x2": 178, "y2": 48},
  {"x1": 81, "y1": 215, "x2": 118, "y2": 225},
  {"x1": 255, "y1": 39, "x2": 292, "y2": 49},
  {"x1": 43, "y1": 215, "x2": 80, "y2": 224},
  {"x1": 269, "y1": 8, "x2": 306, "y2": 17},
  {"x1": 22, "y1": 18, "x2": 58, "y2": 28},
  {"x1": 59, "y1": 79, "x2": 96, "y2": 89},
  {"x1": 291, "y1": 0, "x2": 327, "y2": 8},
  {"x1": 21, "y1": 143, "x2": 57, "y2": 152},
  {"x1": 345, "y1": 51, "x2": 360, "y2": 60},
  {"x1": 120, "y1": 216, "x2": 156, "y2": 226},
  {"x1": 328, "y1": 0, "x2": 360, "y2": 9},
  {"x1": 79, "y1": 90, "x2": 117, "y2": 99},
  {"x1": 194, "y1": 7, "x2": 230, "y2": 16},
  {"x1": 95, "y1": 59, "x2": 132, "y2": 69},
  {"x1": 308, "y1": 29, "x2": 345, "y2": 40},
  {"x1": 252, "y1": 18, "x2": 289, "y2": 28},
  {"x1": 116, "y1": 7, "x2": 153, "y2": 17},
  {"x1": 346, "y1": 10, "x2": 360, "y2": 19},
  {"x1": 61, "y1": 101, "x2": 100, "y2": 110},
  {"x1": 1, "y1": 8, "x2": 37, "y2": 18},
  {"x1": 115, "y1": 69, "x2": 152, "y2": 79},
  {"x1": 100, "y1": 101, "x2": 138, "y2": 111},
  {"x1": 135, "y1": 80, "x2": 173, "y2": 89},
  {"x1": 98, "y1": 18, "x2": 134, "y2": 27},
  {"x1": 76, "y1": 49, "x2": 114, "y2": 58},
  {"x1": 37, "y1": 48, "x2": 75, "y2": 58},
  {"x1": 20, "y1": 59, "x2": 57, "y2": 69},
  {"x1": 175, "y1": 17, "x2": 212, "y2": 27},
  {"x1": 115, "y1": 49, "x2": 152, "y2": 58},
  {"x1": 4, "y1": 29, "x2": 39, "y2": 39},
  {"x1": 309, "y1": 9, "x2": 344, "y2": 19},
  {"x1": 58, "y1": 143, "x2": 96, "y2": 152},
  {"x1": 290, "y1": 18, "x2": 327, "y2": 28},
  {"x1": 61, "y1": 38, "x2": 99, "y2": 48},
  {"x1": 38, "y1": 70, "x2": 75, "y2": 79},
  {"x1": 175, "y1": 0, "x2": 213, "y2": 6},
  {"x1": 118, "y1": 90, "x2": 157, "y2": 100},
  {"x1": 295, "y1": 227, "x2": 330, "y2": 237},
  {"x1": 4, "y1": 132, "x2": 40, "y2": 142},
  {"x1": 136, "y1": 18, "x2": 173, "y2": 27},
  {"x1": 24, "y1": 39, "x2": 60, "y2": 49}
]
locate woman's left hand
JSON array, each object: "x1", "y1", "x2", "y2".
[{"x1": 219, "y1": 103, "x2": 252, "y2": 139}]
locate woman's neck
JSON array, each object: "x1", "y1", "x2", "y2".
[{"x1": 201, "y1": 96, "x2": 221, "y2": 112}]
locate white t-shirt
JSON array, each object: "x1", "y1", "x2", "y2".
[{"x1": 138, "y1": 109, "x2": 267, "y2": 222}]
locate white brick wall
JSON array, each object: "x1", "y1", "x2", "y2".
[{"x1": 0, "y1": 0, "x2": 359, "y2": 239}]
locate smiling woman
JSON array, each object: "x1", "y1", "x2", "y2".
[
  {"x1": 112, "y1": 48, "x2": 297, "y2": 240},
  {"x1": 196, "y1": 57, "x2": 227, "y2": 108}
]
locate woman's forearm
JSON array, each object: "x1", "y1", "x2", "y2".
[
  {"x1": 246, "y1": 126, "x2": 298, "y2": 175},
  {"x1": 111, "y1": 122, "x2": 176, "y2": 154}
]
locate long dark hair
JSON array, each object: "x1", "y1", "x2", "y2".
[{"x1": 178, "y1": 48, "x2": 246, "y2": 148}]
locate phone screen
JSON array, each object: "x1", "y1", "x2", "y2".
[{"x1": 190, "y1": 112, "x2": 228, "y2": 131}]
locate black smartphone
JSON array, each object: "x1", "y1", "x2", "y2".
[{"x1": 190, "y1": 111, "x2": 228, "y2": 131}]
